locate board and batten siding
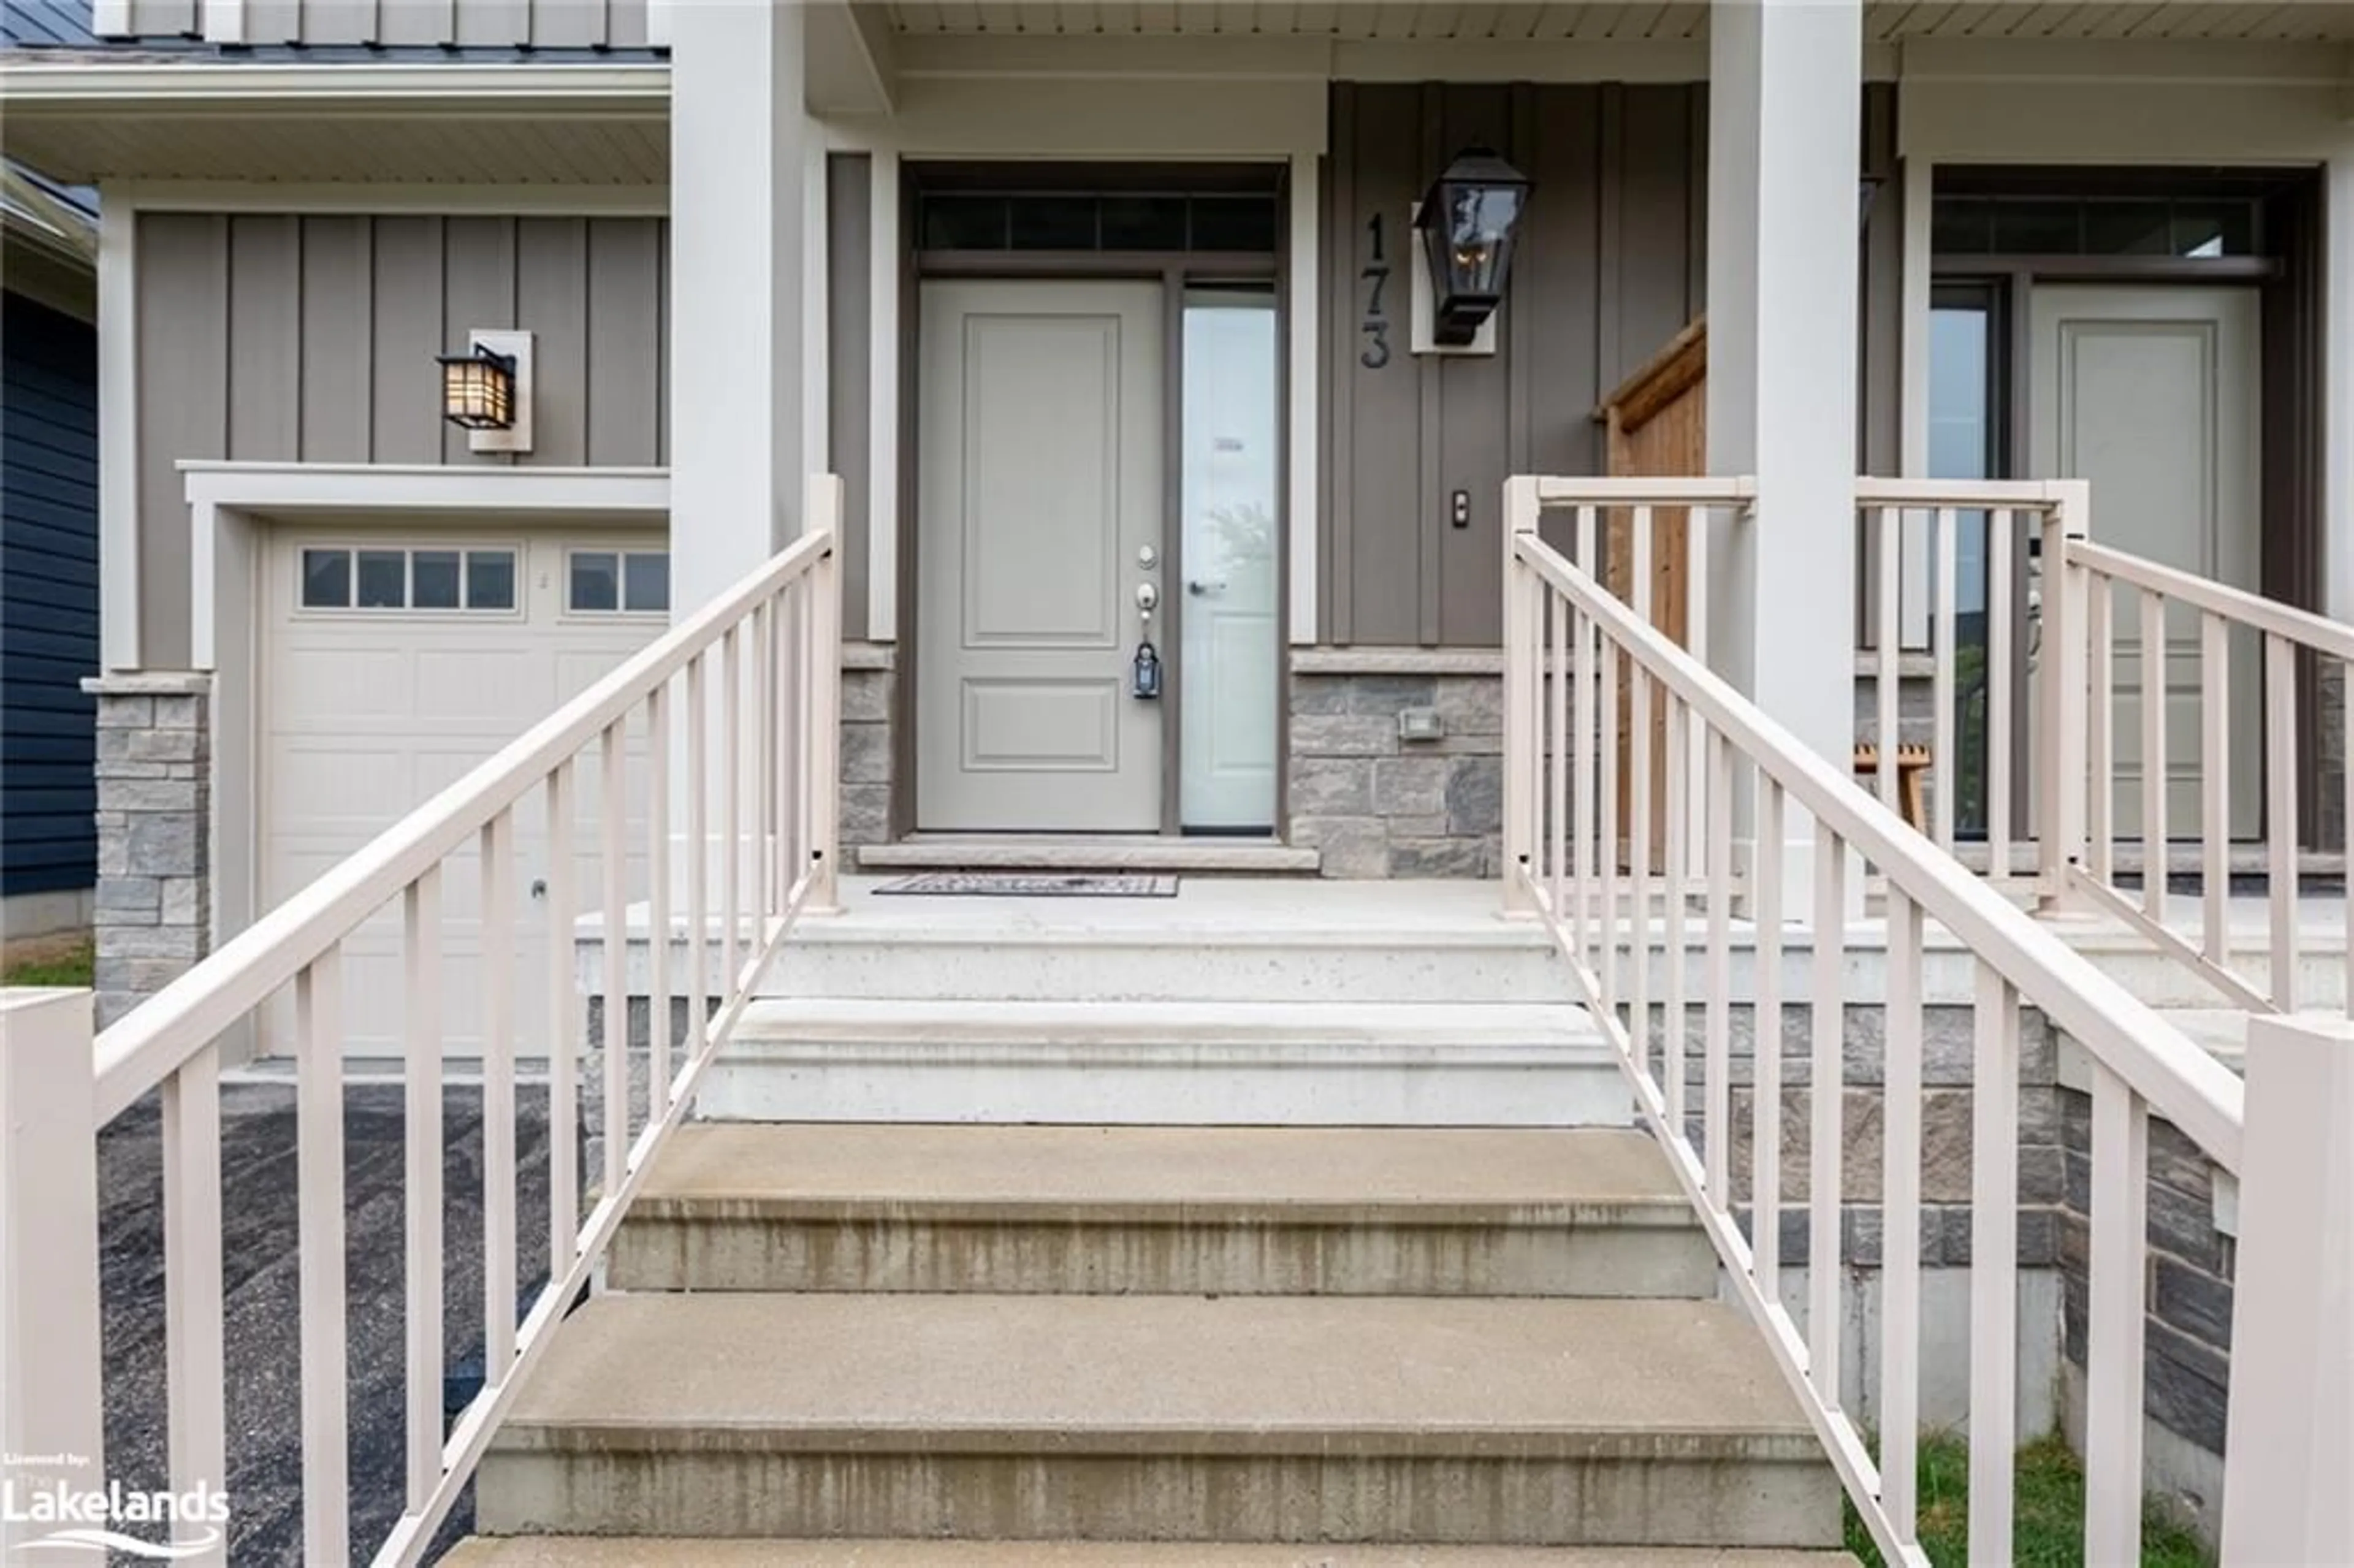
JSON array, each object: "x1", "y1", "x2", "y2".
[
  {"x1": 107, "y1": 0, "x2": 650, "y2": 47},
  {"x1": 1324, "y1": 82, "x2": 1707, "y2": 649},
  {"x1": 133, "y1": 212, "x2": 669, "y2": 669},
  {"x1": 1, "y1": 291, "x2": 101, "y2": 898},
  {"x1": 1322, "y1": 82, "x2": 1903, "y2": 649}
]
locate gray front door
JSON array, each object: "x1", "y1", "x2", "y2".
[{"x1": 916, "y1": 279, "x2": 1165, "y2": 832}]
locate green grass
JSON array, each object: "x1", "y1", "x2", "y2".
[
  {"x1": 1845, "y1": 1433, "x2": 2210, "y2": 1567},
  {"x1": 2, "y1": 939, "x2": 94, "y2": 988}
]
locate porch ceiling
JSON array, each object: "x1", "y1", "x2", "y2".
[{"x1": 886, "y1": 1, "x2": 2354, "y2": 42}]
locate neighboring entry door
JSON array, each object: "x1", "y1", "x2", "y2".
[
  {"x1": 918, "y1": 280, "x2": 1165, "y2": 832},
  {"x1": 1179, "y1": 289, "x2": 1280, "y2": 830},
  {"x1": 2028, "y1": 284, "x2": 2261, "y2": 841}
]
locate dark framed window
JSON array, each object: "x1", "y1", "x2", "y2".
[{"x1": 916, "y1": 190, "x2": 1282, "y2": 255}]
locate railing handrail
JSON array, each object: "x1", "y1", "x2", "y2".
[
  {"x1": 1854, "y1": 476, "x2": 2069, "y2": 511},
  {"x1": 92, "y1": 525, "x2": 837, "y2": 1124},
  {"x1": 2071, "y1": 537, "x2": 2354, "y2": 664},
  {"x1": 1512, "y1": 527, "x2": 2246, "y2": 1174}
]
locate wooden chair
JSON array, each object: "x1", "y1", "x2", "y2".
[{"x1": 1853, "y1": 742, "x2": 1932, "y2": 832}]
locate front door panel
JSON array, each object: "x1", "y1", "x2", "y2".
[
  {"x1": 2028, "y1": 284, "x2": 2261, "y2": 841},
  {"x1": 918, "y1": 280, "x2": 1164, "y2": 831}
]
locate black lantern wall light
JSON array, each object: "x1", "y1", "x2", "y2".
[
  {"x1": 1412, "y1": 146, "x2": 1532, "y2": 352},
  {"x1": 435, "y1": 329, "x2": 535, "y2": 454}
]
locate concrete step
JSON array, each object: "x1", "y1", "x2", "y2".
[
  {"x1": 750, "y1": 880, "x2": 1570, "y2": 1005},
  {"x1": 475, "y1": 1293, "x2": 1841, "y2": 1549},
  {"x1": 447, "y1": 1539, "x2": 1861, "y2": 1565},
  {"x1": 693, "y1": 999, "x2": 1628, "y2": 1125},
  {"x1": 856, "y1": 835, "x2": 1323, "y2": 875},
  {"x1": 608, "y1": 1124, "x2": 1712, "y2": 1296}
]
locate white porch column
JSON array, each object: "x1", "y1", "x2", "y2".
[
  {"x1": 669, "y1": 0, "x2": 809, "y2": 610},
  {"x1": 1705, "y1": 0, "x2": 1864, "y2": 894}
]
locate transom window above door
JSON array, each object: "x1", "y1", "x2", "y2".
[
  {"x1": 299, "y1": 546, "x2": 519, "y2": 613},
  {"x1": 918, "y1": 191, "x2": 1280, "y2": 254}
]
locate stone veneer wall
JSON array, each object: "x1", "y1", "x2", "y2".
[
  {"x1": 84, "y1": 674, "x2": 212, "y2": 1029},
  {"x1": 2057, "y1": 1086, "x2": 2236, "y2": 1539},
  {"x1": 839, "y1": 655, "x2": 896, "y2": 854},
  {"x1": 1287, "y1": 665, "x2": 1505, "y2": 878}
]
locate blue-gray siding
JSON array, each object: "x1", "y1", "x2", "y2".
[{"x1": 2, "y1": 289, "x2": 100, "y2": 898}]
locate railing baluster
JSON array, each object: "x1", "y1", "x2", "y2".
[
  {"x1": 1808, "y1": 824, "x2": 1845, "y2": 1404},
  {"x1": 161, "y1": 1045, "x2": 226, "y2": 1566},
  {"x1": 403, "y1": 866, "x2": 444, "y2": 1513},
  {"x1": 481, "y1": 811, "x2": 517, "y2": 1377},
  {"x1": 1752, "y1": 777, "x2": 1784, "y2": 1284},
  {"x1": 1876, "y1": 504, "x2": 1902, "y2": 815},
  {"x1": 687, "y1": 653, "x2": 710, "y2": 1068},
  {"x1": 1599, "y1": 637, "x2": 1621, "y2": 1018},
  {"x1": 2264, "y1": 633, "x2": 2296, "y2": 1010},
  {"x1": 722, "y1": 625, "x2": 742, "y2": 990},
  {"x1": 1989, "y1": 508, "x2": 2016, "y2": 877},
  {"x1": 2088, "y1": 568, "x2": 2115, "y2": 884},
  {"x1": 1880, "y1": 885, "x2": 1923, "y2": 1541},
  {"x1": 1704, "y1": 728, "x2": 1732, "y2": 1209},
  {"x1": 1630, "y1": 509, "x2": 1655, "y2": 1083},
  {"x1": 1664, "y1": 693, "x2": 1689, "y2": 1131},
  {"x1": 294, "y1": 951, "x2": 349, "y2": 1567},
  {"x1": 646, "y1": 684, "x2": 672, "y2": 1102},
  {"x1": 1550, "y1": 585, "x2": 1567, "y2": 920},
  {"x1": 1572, "y1": 541, "x2": 1595, "y2": 959},
  {"x1": 600, "y1": 720, "x2": 628, "y2": 1202},
  {"x1": 1932, "y1": 507, "x2": 1958, "y2": 850},
  {"x1": 2200, "y1": 611, "x2": 2229, "y2": 967},
  {"x1": 544, "y1": 763, "x2": 577, "y2": 1265},
  {"x1": 1967, "y1": 959, "x2": 2021, "y2": 1567},
  {"x1": 2139, "y1": 589, "x2": 2167, "y2": 921},
  {"x1": 2084, "y1": 1062, "x2": 2150, "y2": 1566},
  {"x1": 756, "y1": 600, "x2": 777, "y2": 916}
]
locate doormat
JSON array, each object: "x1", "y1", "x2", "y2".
[{"x1": 873, "y1": 872, "x2": 1180, "y2": 898}]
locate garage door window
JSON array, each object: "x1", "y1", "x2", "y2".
[
  {"x1": 568, "y1": 550, "x2": 669, "y2": 616},
  {"x1": 299, "y1": 547, "x2": 521, "y2": 614}
]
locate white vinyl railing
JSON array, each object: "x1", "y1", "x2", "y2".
[
  {"x1": 1503, "y1": 475, "x2": 2353, "y2": 1566},
  {"x1": 0, "y1": 478, "x2": 844, "y2": 1566}
]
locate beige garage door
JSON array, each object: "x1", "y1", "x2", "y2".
[{"x1": 261, "y1": 526, "x2": 667, "y2": 1061}]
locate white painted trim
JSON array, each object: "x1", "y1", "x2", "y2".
[
  {"x1": 0, "y1": 61, "x2": 671, "y2": 105},
  {"x1": 867, "y1": 150, "x2": 901, "y2": 642},
  {"x1": 178, "y1": 462, "x2": 669, "y2": 516},
  {"x1": 644, "y1": 0, "x2": 671, "y2": 49},
  {"x1": 1899, "y1": 37, "x2": 2350, "y2": 88},
  {"x1": 202, "y1": 0, "x2": 245, "y2": 45},
  {"x1": 840, "y1": 0, "x2": 899, "y2": 112},
  {"x1": 88, "y1": 0, "x2": 129, "y2": 36},
  {"x1": 1287, "y1": 152, "x2": 1319, "y2": 648},
  {"x1": 97, "y1": 196, "x2": 139, "y2": 673},
  {"x1": 805, "y1": 136, "x2": 831, "y2": 536},
  {"x1": 113, "y1": 182, "x2": 668, "y2": 216}
]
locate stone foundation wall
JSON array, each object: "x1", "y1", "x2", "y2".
[
  {"x1": 1286, "y1": 668, "x2": 1504, "y2": 878},
  {"x1": 840, "y1": 658, "x2": 896, "y2": 854},
  {"x1": 85, "y1": 674, "x2": 213, "y2": 1029}
]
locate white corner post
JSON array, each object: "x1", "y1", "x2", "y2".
[
  {"x1": 669, "y1": 0, "x2": 810, "y2": 909},
  {"x1": 0, "y1": 990, "x2": 106, "y2": 1551},
  {"x1": 669, "y1": 0, "x2": 808, "y2": 605},
  {"x1": 1704, "y1": 0, "x2": 1864, "y2": 914},
  {"x1": 2220, "y1": 1014, "x2": 2354, "y2": 1564}
]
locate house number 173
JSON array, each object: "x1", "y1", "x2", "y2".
[{"x1": 1360, "y1": 211, "x2": 1392, "y2": 370}]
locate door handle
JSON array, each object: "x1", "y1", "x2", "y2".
[{"x1": 1187, "y1": 579, "x2": 1227, "y2": 597}]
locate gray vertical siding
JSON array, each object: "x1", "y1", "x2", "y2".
[
  {"x1": 827, "y1": 153, "x2": 874, "y2": 644},
  {"x1": 133, "y1": 211, "x2": 671, "y2": 669},
  {"x1": 1324, "y1": 83, "x2": 1706, "y2": 649},
  {"x1": 1323, "y1": 80, "x2": 1897, "y2": 649}
]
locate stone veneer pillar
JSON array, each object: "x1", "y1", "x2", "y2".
[{"x1": 82, "y1": 673, "x2": 211, "y2": 1029}]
